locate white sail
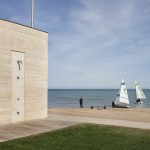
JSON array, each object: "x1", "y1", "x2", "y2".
[
  {"x1": 115, "y1": 79, "x2": 129, "y2": 104},
  {"x1": 135, "y1": 81, "x2": 146, "y2": 100}
]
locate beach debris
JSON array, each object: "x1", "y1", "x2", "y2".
[{"x1": 90, "y1": 106, "x2": 106, "y2": 110}]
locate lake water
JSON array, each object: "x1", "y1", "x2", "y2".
[{"x1": 48, "y1": 89, "x2": 150, "y2": 108}]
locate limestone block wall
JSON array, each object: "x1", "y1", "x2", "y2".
[{"x1": 0, "y1": 19, "x2": 48, "y2": 124}]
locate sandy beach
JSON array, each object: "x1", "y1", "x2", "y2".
[{"x1": 48, "y1": 108, "x2": 150, "y2": 123}]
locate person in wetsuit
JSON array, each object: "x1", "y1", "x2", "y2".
[{"x1": 79, "y1": 97, "x2": 84, "y2": 108}]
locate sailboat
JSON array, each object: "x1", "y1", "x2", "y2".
[
  {"x1": 112, "y1": 79, "x2": 130, "y2": 108},
  {"x1": 135, "y1": 81, "x2": 146, "y2": 104}
]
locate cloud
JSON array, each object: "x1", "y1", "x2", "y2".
[{"x1": 47, "y1": 0, "x2": 150, "y2": 88}]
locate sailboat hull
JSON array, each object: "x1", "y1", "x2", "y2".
[
  {"x1": 112, "y1": 101, "x2": 130, "y2": 108},
  {"x1": 134, "y1": 100, "x2": 143, "y2": 104}
]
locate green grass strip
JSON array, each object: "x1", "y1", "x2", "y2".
[{"x1": 0, "y1": 124, "x2": 150, "y2": 150}]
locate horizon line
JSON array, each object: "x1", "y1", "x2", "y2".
[{"x1": 48, "y1": 88, "x2": 150, "y2": 90}]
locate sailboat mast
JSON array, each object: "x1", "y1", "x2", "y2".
[{"x1": 31, "y1": 0, "x2": 35, "y2": 28}]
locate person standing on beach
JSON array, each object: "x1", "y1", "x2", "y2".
[{"x1": 79, "y1": 97, "x2": 84, "y2": 108}]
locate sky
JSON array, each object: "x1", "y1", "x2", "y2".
[{"x1": 1, "y1": 0, "x2": 150, "y2": 89}]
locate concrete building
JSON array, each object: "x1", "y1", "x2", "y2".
[{"x1": 0, "y1": 19, "x2": 48, "y2": 124}]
